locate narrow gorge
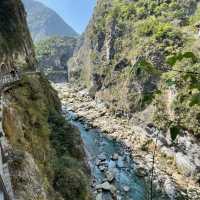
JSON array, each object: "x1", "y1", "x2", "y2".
[
  {"x1": 0, "y1": 0, "x2": 91, "y2": 200},
  {"x1": 0, "y1": 0, "x2": 200, "y2": 200}
]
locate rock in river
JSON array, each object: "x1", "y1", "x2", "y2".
[
  {"x1": 164, "y1": 179, "x2": 177, "y2": 200},
  {"x1": 106, "y1": 170, "x2": 115, "y2": 182},
  {"x1": 96, "y1": 192, "x2": 103, "y2": 200},
  {"x1": 135, "y1": 166, "x2": 147, "y2": 177},
  {"x1": 96, "y1": 181, "x2": 117, "y2": 194},
  {"x1": 117, "y1": 156, "x2": 124, "y2": 168},
  {"x1": 98, "y1": 153, "x2": 107, "y2": 161},
  {"x1": 99, "y1": 165, "x2": 106, "y2": 172},
  {"x1": 112, "y1": 153, "x2": 119, "y2": 160},
  {"x1": 123, "y1": 186, "x2": 130, "y2": 192}
]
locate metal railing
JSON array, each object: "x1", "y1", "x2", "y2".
[
  {"x1": 0, "y1": 69, "x2": 41, "y2": 200},
  {"x1": 0, "y1": 174, "x2": 10, "y2": 200},
  {"x1": 0, "y1": 93, "x2": 14, "y2": 200},
  {"x1": 0, "y1": 71, "x2": 21, "y2": 89}
]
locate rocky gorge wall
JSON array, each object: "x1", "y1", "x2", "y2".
[
  {"x1": 68, "y1": 0, "x2": 200, "y2": 130},
  {"x1": 3, "y1": 74, "x2": 91, "y2": 200},
  {"x1": 35, "y1": 36, "x2": 77, "y2": 83},
  {"x1": 0, "y1": 0, "x2": 36, "y2": 71},
  {"x1": 0, "y1": 0, "x2": 91, "y2": 199},
  {"x1": 68, "y1": 0, "x2": 200, "y2": 188}
]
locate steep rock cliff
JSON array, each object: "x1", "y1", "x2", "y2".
[
  {"x1": 0, "y1": 1, "x2": 91, "y2": 199},
  {"x1": 68, "y1": 0, "x2": 200, "y2": 137},
  {"x1": 0, "y1": 0, "x2": 36, "y2": 71},
  {"x1": 35, "y1": 36, "x2": 77, "y2": 82},
  {"x1": 3, "y1": 74, "x2": 91, "y2": 200}
]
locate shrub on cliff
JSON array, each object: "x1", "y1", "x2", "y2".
[{"x1": 3, "y1": 74, "x2": 91, "y2": 200}]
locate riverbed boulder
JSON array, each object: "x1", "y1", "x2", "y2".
[
  {"x1": 108, "y1": 160, "x2": 116, "y2": 169},
  {"x1": 175, "y1": 152, "x2": 198, "y2": 177},
  {"x1": 98, "y1": 153, "x2": 107, "y2": 161},
  {"x1": 96, "y1": 159, "x2": 101, "y2": 166},
  {"x1": 105, "y1": 170, "x2": 115, "y2": 182},
  {"x1": 123, "y1": 186, "x2": 130, "y2": 192},
  {"x1": 79, "y1": 89, "x2": 89, "y2": 97},
  {"x1": 112, "y1": 153, "x2": 119, "y2": 160},
  {"x1": 99, "y1": 165, "x2": 107, "y2": 172},
  {"x1": 135, "y1": 166, "x2": 147, "y2": 177},
  {"x1": 160, "y1": 146, "x2": 175, "y2": 159},
  {"x1": 96, "y1": 181, "x2": 116, "y2": 194},
  {"x1": 116, "y1": 195, "x2": 122, "y2": 200},
  {"x1": 117, "y1": 157, "x2": 124, "y2": 168},
  {"x1": 96, "y1": 192, "x2": 103, "y2": 200},
  {"x1": 164, "y1": 179, "x2": 177, "y2": 200}
]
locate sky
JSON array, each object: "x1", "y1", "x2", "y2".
[{"x1": 36, "y1": 0, "x2": 96, "y2": 34}]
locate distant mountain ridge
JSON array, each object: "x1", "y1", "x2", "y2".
[{"x1": 22, "y1": 0, "x2": 78, "y2": 42}]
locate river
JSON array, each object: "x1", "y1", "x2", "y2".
[{"x1": 63, "y1": 107, "x2": 162, "y2": 200}]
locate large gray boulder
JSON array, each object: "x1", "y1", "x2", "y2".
[
  {"x1": 175, "y1": 152, "x2": 198, "y2": 177},
  {"x1": 96, "y1": 181, "x2": 116, "y2": 194},
  {"x1": 163, "y1": 179, "x2": 177, "y2": 200}
]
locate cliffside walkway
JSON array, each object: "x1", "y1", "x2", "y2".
[
  {"x1": 0, "y1": 70, "x2": 43, "y2": 200},
  {"x1": 0, "y1": 70, "x2": 25, "y2": 200},
  {"x1": 0, "y1": 96, "x2": 14, "y2": 200},
  {"x1": 0, "y1": 71, "x2": 20, "y2": 90}
]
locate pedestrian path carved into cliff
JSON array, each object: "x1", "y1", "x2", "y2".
[
  {"x1": 0, "y1": 95, "x2": 14, "y2": 200},
  {"x1": 0, "y1": 68, "x2": 32, "y2": 200},
  {"x1": 0, "y1": 71, "x2": 20, "y2": 90}
]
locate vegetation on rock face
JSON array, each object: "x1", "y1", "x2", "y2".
[
  {"x1": 0, "y1": 0, "x2": 36, "y2": 70},
  {"x1": 0, "y1": 0, "x2": 29, "y2": 52},
  {"x1": 69, "y1": 0, "x2": 200, "y2": 136},
  {"x1": 35, "y1": 36, "x2": 77, "y2": 82},
  {"x1": 35, "y1": 37, "x2": 76, "y2": 71},
  {"x1": 0, "y1": 1, "x2": 91, "y2": 199},
  {"x1": 3, "y1": 74, "x2": 91, "y2": 200},
  {"x1": 154, "y1": 56, "x2": 200, "y2": 136}
]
